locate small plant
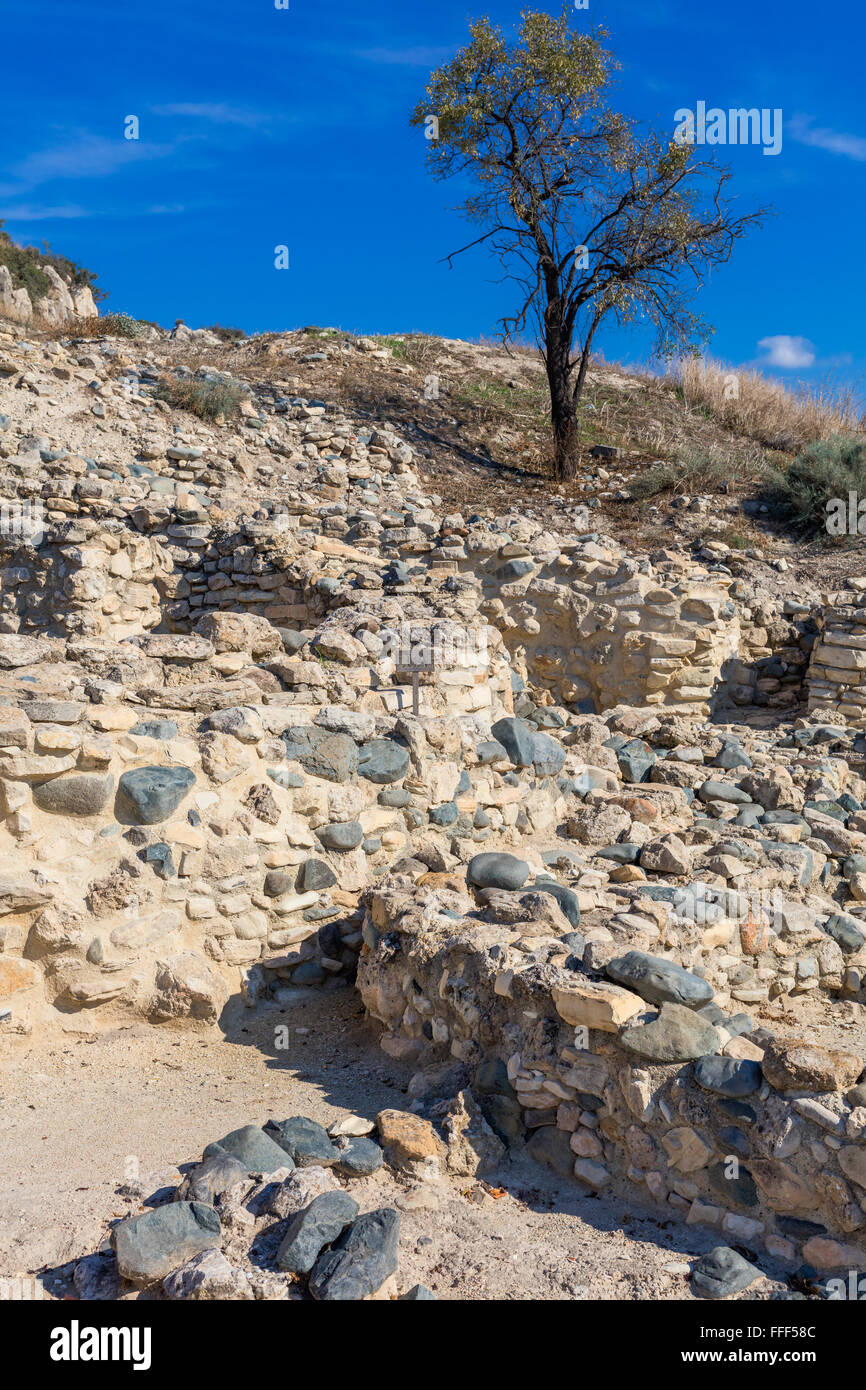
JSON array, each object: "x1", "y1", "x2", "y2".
[
  {"x1": 155, "y1": 374, "x2": 246, "y2": 422},
  {"x1": 715, "y1": 527, "x2": 752, "y2": 550},
  {"x1": 373, "y1": 334, "x2": 439, "y2": 368},
  {"x1": 628, "y1": 443, "x2": 771, "y2": 501},
  {"x1": 98, "y1": 312, "x2": 149, "y2": 340},
  {"x1": 204, "y1": 324, "x2": 247, "y2": 342},
  {"x1": 771, "y1": 435, "x2": 866, "y2": 538}
]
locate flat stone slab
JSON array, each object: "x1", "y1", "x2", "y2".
[
  {"x1": 33, "y1": 772, "x2": 114, "y2": 816},
  {"x1": 761, "y1": 1037, "x2": 863, "y2": 1093},
  {"x1": 24, "y1": 700, "x2": 84, "y2": 723},
  {"x1": 553, "y1": 979, "x2": 644, "y2": 1032}
]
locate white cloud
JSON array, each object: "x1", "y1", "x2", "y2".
[
  {"x1": 151, "y1": 103, "x2": 271, "y2": 128},
  {"x1": 0, "y1": 203, "x2": 92, "y2": 221},
  {"x1": 10, "y1": 132, "x2": 176, "y2": 187},
  {"x1": 757, "y1": 334, "x2": 816, "y2": 369},
  {"x1": 788, "y1": 115, "x2": 866, "y2": 162}
]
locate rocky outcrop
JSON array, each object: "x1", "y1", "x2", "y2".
[{"x1": 0, "y1": 262, "x2": 96, "y2": 326}]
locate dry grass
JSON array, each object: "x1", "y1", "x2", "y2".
[
  {"x1": 37, "y1": 313, "x2": 161, "y2": 342},
  {"x1": 627, "y1": 441, "x2": 776, "y2": 501},
  {"x1": 373, "y1": 334, "x2": 442, "y2": 370},
  {"x1": 154, "y1": 374, "x2": 246, "y2": 422},
  {"x1": 670, "y1": 356, "x2": 865, "y2": 450}
]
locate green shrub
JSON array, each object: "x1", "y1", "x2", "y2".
[
  {"x1": 155, "y1": 375, "x2": 246, "y2": 422},
  {"x1": 0, "y1": 221, "x2": 105, "y2": 303},
  {"x1": 772, "y1": 435, "x2": 866, "y2": 538},
  {"x1": 204, "y1": 324, "x2": 247, "y2": 342},
  {"x1": 98, "y1": 312, "x2": 149, "y2": 340}
]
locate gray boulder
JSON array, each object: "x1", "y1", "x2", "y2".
[
  {"x1": 606, "y1": 950, "x2": 713, "y2": 1008},
  {"x1": 358, "y1": 738, "x2": 410, "y2": 785},
  {"x1": 203, "y1": 1124, "x2": 293, "y2": 1175},
  {"x1": 112, "y1": 1201, "x2": 221, "y2": 1286},
  {"x1": 117, "y1": 766, "x2": 196, "y2": 823},
  {"x1": 691, "y1": 1246, "x2": 762, "y2": 1299},
  {"x1": 264, "y1": 1116, "x2": 339, "y2": 1167},
  {"x1": 275, "y1": 1190, "x2": 359, "y2": 1274},
  {"x1": 467, "y1": 852, "x2": 530, "y2": 891},
  {"x1": 316, "y1": 821, "x2": 363, "y2": 851},
  {"x1": 309, "y1": 1207, "x2": 400, "y2": 1300},
  {"x1": 280, "y1": 728, "x2": 358, "y2": 783}
]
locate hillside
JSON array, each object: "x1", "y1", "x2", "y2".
[{"x1": 1, "y1": 305, "x2": 866, "y2": 1306}]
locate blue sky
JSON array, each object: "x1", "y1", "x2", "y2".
[{"x1": 1, "y1": 0, "x2": 864, "y2": 395}]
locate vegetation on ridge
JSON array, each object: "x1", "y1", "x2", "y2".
[{"x1": 0, "y1": 220, "x2": 105, "y2": 304}]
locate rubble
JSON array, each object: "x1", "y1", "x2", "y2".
[{"x1": 1, "y1": 316, "x2": 865, "y2": 1296}]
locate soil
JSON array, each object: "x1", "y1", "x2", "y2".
[{"x1": 0, "y1": 990, "x2": 794, "y2": 1302}]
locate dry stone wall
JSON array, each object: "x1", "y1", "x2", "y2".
[
  {"x1": 359, "y1": 880, "x2": 866, "y2": 1275},
  {"x1": 3, "y1": 320, "x2": 866, "y2": 1287},
  {"x1": 474, "y1": 551, "x2": 740, "y2": 716},
  {"x1": 807, "y1": 581, "x2": 866, "y2": 725}
]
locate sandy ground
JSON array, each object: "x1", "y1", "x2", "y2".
[{"x1": 0, "y1": 989, "x2": 795, "y2": 1302}]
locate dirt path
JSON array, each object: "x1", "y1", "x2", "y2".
[{"x1": 0, "y1": 991, "x2": 794, "y2": 1301}]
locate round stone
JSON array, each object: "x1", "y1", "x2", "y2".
[
  {"x1": 358, "y1": 738, "x2": 410, "y2": 785},
  {"x1": 316, "y1": 821, "x2": 363, "y2": 851},
  {"x1": 467, "y1": 852, "x2": 530, "y2": 891}
]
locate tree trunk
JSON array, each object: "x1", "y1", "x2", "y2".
[{"x1": 546, "y1": 318, "x2": 579, "y2": 481}]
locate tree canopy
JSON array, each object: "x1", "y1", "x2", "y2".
[{"x1": 411, "y1": 7, "x2": 767, "y2": 478}]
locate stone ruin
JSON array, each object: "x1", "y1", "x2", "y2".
[{"x1": 2, "y1": 318, "x2": 866, "y2": 1297}]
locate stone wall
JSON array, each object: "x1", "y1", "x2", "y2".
[
  {"x1": 0, "y1": 523, "x2": 169, "y2": 640},
  {"x1": 358, "y1": 880, "x2": 866, "y2": 1275},
  {"x1": 807, "y1": 581, "x2": 866, "y2": 726}
]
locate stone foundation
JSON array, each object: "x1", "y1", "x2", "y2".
[{"x1": 358, "y1": 881, "x2": 866, "y2": 1274}]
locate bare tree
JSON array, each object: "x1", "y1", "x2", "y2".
[{"x1": 411, "y1": 8, "x2": 767, "y2": 479}]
